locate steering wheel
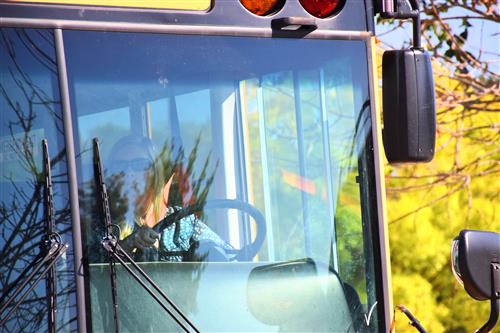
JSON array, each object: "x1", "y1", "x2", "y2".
[{"x1": 154, "y1": 199, "x2": 266, "y2": 261}]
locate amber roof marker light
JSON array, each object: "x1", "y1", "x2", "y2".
[
  {"x1": 299, "y1": 0, "x2": 343, "y2": 18},
  {"x1": 240, "y1": 0, "x2": 285, "y2": 16}
]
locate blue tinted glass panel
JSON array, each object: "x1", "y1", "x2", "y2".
[
  {"x1": 65, "y1": 31, "x2": 380, "y2": 332},
  {"x1": 0, "y1": 28, "x2": 76, "y2": 332}
]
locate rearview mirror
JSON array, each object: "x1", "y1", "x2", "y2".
[
  {"x1": 451, "y1": 230, "x2": 500, "y2": 332},
  {"x1": 382, "y1": 48, "x2": 436, "y2": 163},
  {"x1": 246, "y1": 259, "x2": 353, "y2": 331}
]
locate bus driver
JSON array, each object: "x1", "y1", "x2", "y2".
[{"x1": 107, "y1": 135, "x2": 232, "y2": 262}]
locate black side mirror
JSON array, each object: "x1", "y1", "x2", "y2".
[
  {"x1": 382, "y1": 48, "x2": 436, "y2": 163},
  {"x1": 451, "y1": 230, "x2": 500, "y2": 332}
]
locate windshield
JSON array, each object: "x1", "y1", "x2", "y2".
[{"x1": 66, "y1": 31, "x2": 381, "y2": 332}]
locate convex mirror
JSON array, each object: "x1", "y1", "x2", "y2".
[
  {"x1": 451, "y1": 230, "x2": 500, "y2": 332},
  {"x1": 451, "y1": 230, "x2": 500, "y2": 301},
  {"x1": 382, "y1": 48, "x2": 436, "y2": 163}
]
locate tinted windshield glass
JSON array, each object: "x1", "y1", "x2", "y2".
[
  {"x1": 66, "y1": 31, "x2": 380, "y2": 332},
  {"x1": 0, "y1": 28, "x2": 76, "y2": 332}
]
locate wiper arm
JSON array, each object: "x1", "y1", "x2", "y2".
[
  {"x1": 93, "y1": 138, "x2": 200, "y2": 333},
  {"x1": 101, "y1": 238, "x2": 201, "y2": 333},
  {"x1": 0, "y1": 236, "x2": 67, "y2": 327},
  {"x1": 0, "y1": 140, "x2": 68, "y2": 329}
]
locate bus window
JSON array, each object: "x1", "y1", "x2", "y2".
[
  {"x1": 65, "y1": 30, "x2": 379, "y2": 332},
  {"x1": 0, "y1": 28, "x2": 76, "y2": 332},
  {"x1": 240, "y1": 63, "x2": 371, "y2": 290}
]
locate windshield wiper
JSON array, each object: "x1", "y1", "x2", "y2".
[
  {"x1": 93, "y1": 138, "x2": 200, "y2": 333},
  {"x1": 43, "y1": 139, "x2": 60, "y2": 333},
  {"x1": 93, "y1": 138, "x2": 120, "y2": 333},
  {"x1": 0, "y1": 139, "x2": 68, "y2": 330}
]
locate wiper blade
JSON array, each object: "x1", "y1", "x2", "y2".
[
  {"x1": 93, "y1": 138, "x2": 120, "y2": 333},
  {"x1": 43, "y1": 139, "x2": 58, "y2": 333},
  {"x1": 0, "y1": 140, "x2": 68, "y2": 329},
  {"x1": 93, "y1": 138, "x2": 200, "y2": 333}
]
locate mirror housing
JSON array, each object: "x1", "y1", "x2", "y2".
[
  {"x1": 451, "y1": 230, "x2": 500, "y2": 301},
  {"x1": 382, "y1": 48, "x2": 436, "y2": 163},
  {"x1": 451, "y1": 230, "x2": 500, "y2": 332}
]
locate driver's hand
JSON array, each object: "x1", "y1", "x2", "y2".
[{"x1": 120, "y1": 226, "x2": 159, "y2": 253}]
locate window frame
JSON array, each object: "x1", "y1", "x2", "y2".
[{"x1": 0, "y1": 18, "x2": 390, "y2": 332}]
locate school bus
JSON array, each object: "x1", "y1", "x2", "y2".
[{"x1": 2, "y1": 1, "x2": 497, "y2": 332}]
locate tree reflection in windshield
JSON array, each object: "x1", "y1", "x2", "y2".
[
  {"x1": 0, "y1": 28, "x2": 76, "y2": 332},
  {"x1": 78, "y1": 136, "x2": 218, "y2": 330}
]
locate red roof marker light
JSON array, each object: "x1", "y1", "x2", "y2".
[
  {"x1": 299, "y1": 0, "x2": 342, "y2": 18},
  {"x1": 240, "y1": 0, "x2": 285, "y2": 16}
]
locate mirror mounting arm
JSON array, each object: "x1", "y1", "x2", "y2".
[
  {"x1": 477, "y1": 263, "x2": 500, "y2": 333},
  {"x1": 379, "y1": 0, "x2": 422, "y2": 49}
]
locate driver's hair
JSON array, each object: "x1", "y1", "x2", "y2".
[{"x1": 108, "y1": 135, "x2": 166, "y2": 233}]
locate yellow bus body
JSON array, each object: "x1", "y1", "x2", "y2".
[{"x1": 2, "y1": 0, "x2": 210, "y2": 10}]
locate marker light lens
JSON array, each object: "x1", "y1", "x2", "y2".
[
  {"x1": 299, "y1": 0, "x2": 341, "y2": 18},
  {"x1": 240, "y1": 0, "x2": 284, "y2": 16},
  {"x1": 450, "y1": 239, "x2": 463, "y2": 286}
]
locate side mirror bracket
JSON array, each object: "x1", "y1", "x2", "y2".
[
  {"x1": 380, "y1": 0, "x2": 421, "y2": 49},
  {"x1": 477, "y1": 263, "x2": 499, "y2": 333}
]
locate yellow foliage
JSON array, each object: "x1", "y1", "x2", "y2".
[
  {"x1": 392, "y1": 274, "x2": 448, "y2": 333},
  {"x1": 379, "y1": 43, "x2": 500, "y2": 331}
]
